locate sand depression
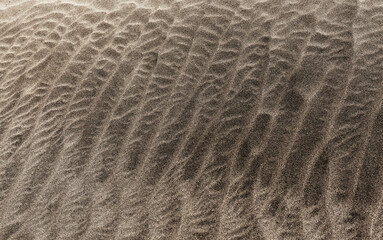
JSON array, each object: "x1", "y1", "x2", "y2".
[{"x1": 0, "y1": 0, "x2": 382, "y2": 239}]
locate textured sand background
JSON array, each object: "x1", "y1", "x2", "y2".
[{"x1": 0, "y1": 0, "x2": 382, "y2": 239}]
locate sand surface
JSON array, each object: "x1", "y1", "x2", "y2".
[{"x1": 0, "y1": 0, "x2": 382, "y2": 239}]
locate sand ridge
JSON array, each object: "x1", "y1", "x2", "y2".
[{"x1": 0, "y1": 0, "x2": 383, "y2": 239}]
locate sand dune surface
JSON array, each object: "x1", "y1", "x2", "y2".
[{"x1": 0, "y1": 0, "x2": 383, "y2": 239}]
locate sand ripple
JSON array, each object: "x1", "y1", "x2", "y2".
[{"x1": 0, "y1": 0, "x2": 383, "y2": 239}]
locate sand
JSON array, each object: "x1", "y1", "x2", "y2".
[{"x1": 0, "y1": 0, "x2": 382, "y2": 239}]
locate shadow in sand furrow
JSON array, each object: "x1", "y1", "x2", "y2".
[
  {"x1": 40, "y1": 7, "x2": 143, "y2": 240},
  {"x1": 174, "y1": 2, "x2": 264, "y2": 239},
  {"x1": 0, "y1": 8, "x2": 74, "y2": 133},
  {"x1": 78, "y1": 40, "x2": 143, "y2": 240},
  {"x1": 0, "y1": 1, "x2": 383, "y2": 240},
  {"x1": 176, "y1": 1, "x2": 237, "y2": 183},
  {"x1": 352, "y1": 103, "x2": 383, "y2": 239},
  {"x1": 87, "y1": 7, "x2": 151, "y2": 185},
  {"x1": 259, "y1": 1, "x2": 316, "y2": 115},
  {"x1": 0, "y1": 5, "x2": 132, "y2": 239},
  {"x1": 247, "y1": 1, "x2": 358, "y2": 239},
  {"x1": 0, "y1": 6, "x2": 101, "y2": 239},
  {"x1": 120, "y1": 5, "x2": 187, "y2": 182},
  {"x1": 118, "y1": 6, "x2": 175, "y2": 174},
  {"x1": 0, "y1": 4, "x2": 91, "y2": 143},
  {"x1": 116, "y1": 5, "x2": 209, "y2": 237},
  {"x1": 106, "y1": 5, "x2": 179, "y2": 240},
  {"x1": 247, "y1": 0, "x2": 319, "y2": 203},
  {"x1": 321, "y1": 1, "x2": 383, "y2": 239},
  {"x1": 132, "y1": 3, "x2": 206, "y2": 187},
  {"x1": 0, "y1": 36, "x2": 87, "y2": 219},
  {"x1": 223, "y1": 11, "x2": 271, "y2": 178},
  {"x1": 274, "y1": 0, "x2": 356, "y2": 195}
]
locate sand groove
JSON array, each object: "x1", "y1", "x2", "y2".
[{"x1": 0, "y1": 0, "x2": 383, "y2": 239}]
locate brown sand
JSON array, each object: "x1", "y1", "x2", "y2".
[{"x1": 0, "y1": 0, "x2": 382, "y2": 239}]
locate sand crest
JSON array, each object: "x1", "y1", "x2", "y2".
[{"x1": 0, "y1": 0, "x2": 382, "y2": 239}]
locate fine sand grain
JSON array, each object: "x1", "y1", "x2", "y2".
[{"x1": 0, "y1": 0, "x2": 382, "y2": 239}]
